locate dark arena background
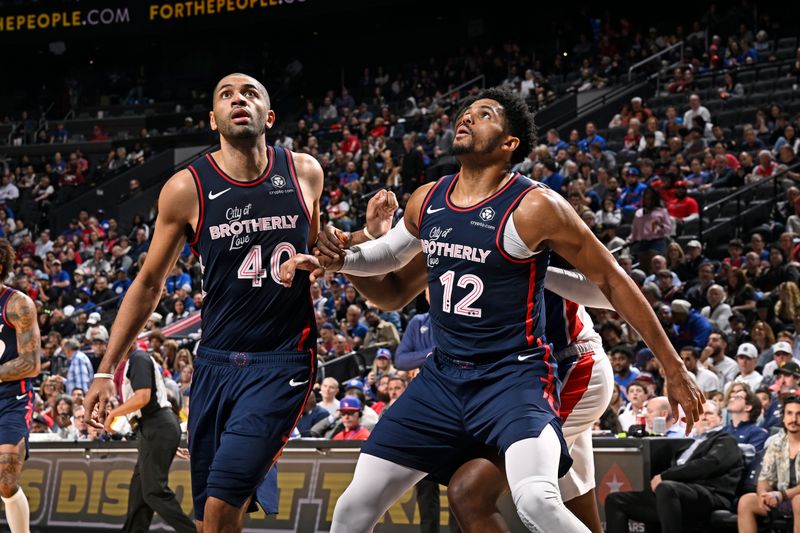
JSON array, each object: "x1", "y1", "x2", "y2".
[{"x1": 1, "y1": 0, "x2": 800, "y2": 531}]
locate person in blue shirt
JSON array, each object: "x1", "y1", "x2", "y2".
[
  {"x1": 670, "y1": 299, "x2": 712, "y2": 350},
  {"x1": 685, "y1": 157, "x2": 711, "y2": 189},
  {"x1": 578, "y1": 121, "x2": 607, "y2": 152},
  {"x1": 165, "y1": 263, "x2": 191, "y2": 295},
  {"x1": 610, "y1": 345, "x2": 641, "y2": 401},
  {"x1": 617, "y1": 167, "x2": 647, "y2": 214},
  {"x1": 295, "y1": 394, "x2": 332, "y2": 437},
  {"x1": 540, "y1": 160, "x2": 566, "y2": 194},
  {"x1": 545, "y1": 128, "x2": 569, "y2": 158},
  {"x1": 111, "y1": 268, "x2": 132, "y2": 298},
  {"x1": 724, "y1": 387, "x2": 768, "y2": 454},
  {"x1": 395, "y1": 311, "x2": 433, "y2": 370}
]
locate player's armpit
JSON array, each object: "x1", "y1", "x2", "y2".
[
  {"x1": 0, "y1": 292, "x2": 41, "y2": 381},
  {"x1": 346, "y1": 253, "x2": 427, "y2": 311}
]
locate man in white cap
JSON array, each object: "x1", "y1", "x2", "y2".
[
  {"x1": 671, "y1": 299, "x2": 712, "y2": 350},
  {"x1": 725, "y1": 342, "x2": 762, "y2": 394},
  {"x1": 84, "y1": 311, "x2": 109, "y2": 343},
  {"x1": 762, "y1": 341, "x2": 797, "y2": 383}
]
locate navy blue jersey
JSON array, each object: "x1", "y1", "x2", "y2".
[
  {"x1": 187, "y1": 146, "x2": 316, "y2": 353},
  {"x1": 0, "y1": 287, "x2": 30, "y2": 399},
  {"x1": 419, "y1": 173, "x2": 550, "y2": 359}
]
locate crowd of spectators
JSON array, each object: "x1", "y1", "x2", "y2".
[{"x1": 2, "y1": 7, "x2": 800, "y2": 528}]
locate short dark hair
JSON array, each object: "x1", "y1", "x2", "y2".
[
  {"x1": 458, "y1": 87, "x2": 537, "y2": 165},
  {"x1": 609, "y1": 345, "x2": 634, "y2": 361}
]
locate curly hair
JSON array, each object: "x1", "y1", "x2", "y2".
[
  {"x1": 456, "y1": 87, "x2": 537, "y2": 165},
  {"x1": 0, "y1": 239, "x2": 14, "y2": 281}
]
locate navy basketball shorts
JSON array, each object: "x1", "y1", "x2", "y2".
[
  {"x1": 187, "y1": 347, "x2": 315, "y2": 520},
  {"x1": 361, "y1": 348, "x2": 572, "y2": 485},
  {"x1": 0, "y1": 390, "x2": 33, "y2": 456}
]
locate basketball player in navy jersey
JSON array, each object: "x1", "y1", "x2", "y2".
[
  {"x1": 282, "y1": 87, "x2": 704, "y2": 532},
  {"x1": 84, "y1": 73, "x2": 332, "y2": 533},
  {"x1": 0, "y1": 239, "x2": 42, "y2": 533}
]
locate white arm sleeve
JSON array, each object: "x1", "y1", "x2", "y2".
[
  {"x1": 544, "y1": 267, "x2": 614, "y2": 310},
  {"x1": 340, "y1": 221, "x2": 422, "y2": 277}
]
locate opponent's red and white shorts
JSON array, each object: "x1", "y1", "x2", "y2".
[{"x1": 556, "y1": 340, "x2": 614, "y2": 501}]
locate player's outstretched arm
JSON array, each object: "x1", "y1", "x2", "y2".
[
  {"x1": 84, "y1": 170, "x2": 196, "y2": 426},
  {"x1": 544, "y1": 267, "x2": 613, "y2": 310},
  {"x1": 0, "y1": 292, "x2": 41, "y2": 381},
  {"x1": 517, "y1": 188, "x2": 704, "y2": 435}
]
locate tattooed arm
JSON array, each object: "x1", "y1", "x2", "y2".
[{"x1": 0, "y1": 292, "x2": 42, "y2": 381}]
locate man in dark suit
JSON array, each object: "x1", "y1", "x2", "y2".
[{"x1": 605, "y1": 400, "x2": 743, "y2": 533}]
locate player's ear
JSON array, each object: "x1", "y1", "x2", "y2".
[
  {"x1": 265, "y1": 110, "x2": 276, "y2": 132},
  {"x1": 503, "y1": 134, "x2": 520, "y2": 156},
  {"x1": 209, "y1": 110, "x2": 218, "y2": 132}
]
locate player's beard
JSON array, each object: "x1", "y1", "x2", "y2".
[
  {"x1": 216, "y1": 114, "x2": 265, "y2": 141},
  {"x1": 451, "y1": 134, "x2": 503, "y2": 157}
]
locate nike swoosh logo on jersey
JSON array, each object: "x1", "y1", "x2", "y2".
[
  {"x1": 289, "y1": 378, "x2": 309, "y2": 387},
  {"x1": 16, "y1": 394, "x2": 27, "y2": 401},
  {"x1": 426, "y1": 205, "x2": 445, "y2": 214},
  {"x1": 208, "y1": 188, "x2": 231, "y2": 200},
  {"x1": 518, "y1": 354, "x2": 537, "y2": 361}
]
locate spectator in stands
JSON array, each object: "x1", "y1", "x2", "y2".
[
  {"x1": 366, "y1": 348, "x2": 396, "y2": 389},
  {"x1": 667, "y1": 180, "x2": 699, "y2": 225},
  {"x1": 319, "y1": 377, "x2": 340, "y2": 415},
  {"x1": 724, "y1": 386, "x2": 768, "y2": 453},
  {"x1": 644, "y1": 396, "x2": 683, "y2": 437},
  {"x1": 545, "y1": 128, "x2": 568, "y2": 157},
  {"x1": 683, "y1": 94, "x2": 711, "y2": 129},
  {"x1": 727, "y1": 267, "x2": 758, "y2": 319},
  {"x1": 53, "y1": 395, "x2": 78, "y2": 440},
  {"x1": 328, "y1": 334, "x2": 350, "y2": 361},
  {"x1": 738, "y1": 394, "x2": 800, "y2": 532},
  {"x1": 701, "y1": 284, "x2": 733, "y2": 332},
  {"x1": 726, "y1": 343, "x2": 763, "y2": 393},
  {"x1": 540, "y1": 160, "x2": 566, "y2": 194},
  {"x1": 165, "y1": 299, "x2": 189, "y2": 325},
  {"x1": 331, "y1": 397, "x2": 371, "y2": 440},
  {"x1": 384, "y1": 376, "x2": 407, "y2": 413},
  {"x1": 762, "y1": 340, "x2": 796, "y2": 384},
  {"x1": 62, "y1": 338, "x2": 93, "y2": 396},
  {"x1": 617, "y1": 380, "x2": 649, "y2": 431},
  {"x1": 295, "y1": 394, "x2": 331, "y2": 438},
  {"x1": 342, "y1": 305, "x2": 367, "y2": 349},
  {"x1": 681, "y1": 344, "x2": 721, "y2": 393},
  {"x1": 629, "y1": 186, "x2": 673, "y2": 268},
  {"x1": 578, "y1": 122, "x2": 607, "y2": 152},
  {"x1": 760, "y1": 360, "x2": 800, "y2": 429},
  {"x1": 701, "y1": 329, "x2": 740, "y2": 388},
  {"x1": 617, "y1": 166, "x2": 646, "y2": 214},
  {"x1": 606, "y1": 399, "x2": 742, "y2": 533},
  {"x1": 756, "y1": 246, "x2": 800, "y2": 293},
  {"x1": 610, "y1": 345, "x2": 640, "y2": 401},
  {"x1": 717, "y1": 71, "x2": 744, "y2": 101},
  {"x1": 362, "y1": 308, "x2": 400, "y2": 351}
]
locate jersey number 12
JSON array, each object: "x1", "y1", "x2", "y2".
[
  {"x1": 439, "y1": 270, "x2": 483, "y2": 317},
  {"x1": 237, "y1": 243, "x2": 297, "y2": 287}
]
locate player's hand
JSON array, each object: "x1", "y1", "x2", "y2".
[
  {"x1": 176, "y1": 448, "x2": 191, "y2": 460},
  {"x1": 365, "y1": 189, "x2": 398, "y2": 239},
  {"x1": 664, "y1": 365, "x2": 705, "y2": 436},
  {"x1": 85, "y1": 377, "x2": 117, "y2": 430},
  {"x1": 280, "y1": 254, "x2": 342, "y2": 287},
  {"x1": 315, "y1": 224, "x2": 350, "y2": 260}
]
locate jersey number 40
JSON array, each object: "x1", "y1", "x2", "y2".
[{"x1": 237, "y1": 243, "x2": 296, "y2": 287}]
